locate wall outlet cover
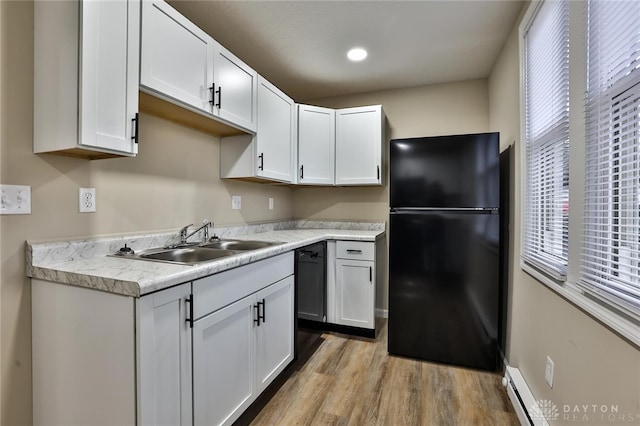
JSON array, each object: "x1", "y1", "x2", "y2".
[
  {"x1": 232, "y1": 195, "x2": 242, "y2": 210},
  {"x1": 545, "y1": 356, "x2": 554, "y2": 388},
  {"x1": 0, "y1": 184, "x2": 31, "y2": 215},
  {"x1": 269, "y1": 197, "x2": 274, "y2": 210},
  {"x1": 79, "y1": 188, "x2": 96, "y2": 213}
]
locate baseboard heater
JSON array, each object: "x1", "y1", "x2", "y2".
[{"x1": 503, "y1": 366, "x2": 549, "y2": 426}]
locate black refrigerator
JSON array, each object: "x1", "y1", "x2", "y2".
[{"x1": 388, "y1": 132, "x2": 501, "y2": 371}]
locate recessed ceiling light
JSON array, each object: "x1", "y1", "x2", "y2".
[{"x1": 347, "y1": 47, "x2": 368, "y2": 62}]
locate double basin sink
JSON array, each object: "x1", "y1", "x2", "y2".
[{"x1": 121, "y1": 239, "x2": 282, "y2": 266}]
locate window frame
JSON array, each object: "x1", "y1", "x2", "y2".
[
  {"x1": 520, "y1": 0, "x2": 571, "y2": 281},
  {"x1": 518, "y1": 0, "x2": 640, "y2": 346}
]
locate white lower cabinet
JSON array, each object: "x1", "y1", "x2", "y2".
[
  {"x1": 332, "y1": 241, "x2": 377, "y2": 331},
  {"x1": 191, "y1": 252, "x2": 294, "y2": 426},
  {"x1": 255, "y1": 277, "x2": 296, "y2": 393},
  {"x1": 193, "y1": 294, "x2": 256, "y2": 426},
  {"x1": 336, "y1": 259, "x2": 375, "y2": 329},
  {"x1": 31, "y1": 252, "x2": 294, "y2": 426},
  {"x1": 139, "y1": 283, "x2": 192, "y2": 426},
  {"x1": 193, "y1": 276, "x2": 294, "y2": 426}
]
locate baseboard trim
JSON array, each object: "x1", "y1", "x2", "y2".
[{"x1": 375, "y1": 308, "x2": 388, "y2": 318}]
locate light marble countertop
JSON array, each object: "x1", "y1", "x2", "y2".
[{"x1": 27, "y1": 222, "x2": 385, "y2": 298}]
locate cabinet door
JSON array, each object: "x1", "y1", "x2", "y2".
[
  {"x1": 213, "y1": 43, "x2": 258, "y2": 132},
  {"x1": 335, "y1": 105, "x2": 384, "y2": 185},
  {"x1": 141, "y1": 0, "x2": 214, "y2": 113},
  {"x1": 193, "y1": 295, "x2": 255, "y2": 426},
  {"x1": 255, "y1": 276, "x2": 295, "y2": 393},
  {"x1": 139, "y1": 283, "x2": 192, "y2": 426},
  {"x1": 336, "y1": 259, "x2": 375, "y2": 329},
  {"x1": 256, "y1": 77, "x2": 295, "y2": 182},
  {"x1": 298, "y1": 104, "x2": 335, "y2": 185},
  {"x1": 79, "y1": 0, "x2": 139, "y2": 155}
]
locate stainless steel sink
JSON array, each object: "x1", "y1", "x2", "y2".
[
  {"x1": 111, "y1": 238, "x2": 282, "y2": 265},
  {"x1": 200, "y1": 239, "x2": 281, "y2": 251},
  {"x1": 137, "y1": 247, "x2": 237, "y2": 265}
]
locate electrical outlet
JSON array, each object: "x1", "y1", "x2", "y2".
[
  {"x1": 0, "y1": 184, "x2": 31, "y2": 215},
  {"x1": 79, "y1": 188, "x2": 96, "y2": 213},
  {"x1": 269, "y1": 197, "x2": 274, "y2": 210},
  {"x1": 232, "y1": 195, "x2": 241, "y2": 210},
  {"x1": 545, "y1": 356, "x2": 554, "y2": 388}
]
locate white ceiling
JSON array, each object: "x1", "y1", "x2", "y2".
[{"x1": 168, "y1": 0, "x2": 524, "y2": 101}]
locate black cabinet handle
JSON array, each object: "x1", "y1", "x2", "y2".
[
  {"x1": 185, "y1": 296, "x2": 193, "y2": 329},
  {"x1": 258, "y1": 153, "x2": 264, "y2": 170},
  {"x1": 258, "y1": 299, "x2": 266, "y2": 323},
  {"x1": 131, "y1": 113, "x2": 139, "y2": 144},
  {"x1": 300, "y1": 165, "x2": 304, "y2": 180},
  {"x1": 369, "y1": 266, "x2": 373, "y2": 282},
  {"x1": 346, "y1": 249, "x2": 362, "y2": 254},
  {"x1": 254, "y1": 303, "x2": 260, "y2": 326},
  {"x1": 377, "y1": 165, "x2": 380, "y2": 180},
  {"x1": 215, "y1": 86, "x2": 222, "y2": 109},
  {"x1": 209, "y1": 84, "x2": 215, "y2": 106}
]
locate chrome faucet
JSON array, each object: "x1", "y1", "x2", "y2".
[{"x1": 179, "y1": 220, "x2": 213, "y2": 245}]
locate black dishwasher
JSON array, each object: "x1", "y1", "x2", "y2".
[{"x1": 295, "y1": 241, "x2": 327, "y2": 323}]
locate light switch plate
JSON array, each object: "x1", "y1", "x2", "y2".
[
  {"x1": 232, "y1": 195, "x2": 242, "y2": 210},
  {"x1": 1, "y1": 184, "x2": 31, "y2": 215},
  {"x1": 269, "y1": 197, "x2": 274, "y2": 210}
]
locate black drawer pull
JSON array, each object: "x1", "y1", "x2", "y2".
[{"x1": 346, "y1": 249, "x2": 363, "y2": 254}]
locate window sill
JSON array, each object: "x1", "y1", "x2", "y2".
[{"x1": 520, "y1": 261, "x2": 640, "y2": 348}]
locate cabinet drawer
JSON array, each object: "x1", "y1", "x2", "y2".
[
  {"x1": 193, "y1": 252, "x2": 294, "y2": 319},
  {"x1": 336, "y1": 241, "x2": 375, "y2": 261}
]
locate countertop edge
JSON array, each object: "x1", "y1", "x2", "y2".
[{"x1": 27, "y1": 229, "x2": 385, "y2": 297}]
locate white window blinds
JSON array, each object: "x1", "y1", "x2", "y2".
[
  {"x1": 581, "y1": 0, "x2": 640, "y2": 318},
  {"x1": 522, "y1": 0, "x2": 570, "y2": 279}
]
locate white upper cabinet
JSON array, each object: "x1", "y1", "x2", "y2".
[
  {"x1": 255, "y1": 77, "x2": 296, "y2": 182},
  {"x1": 297, "y1": 105, "x2": 335, "y2": 185},
  {"x1": 141, "y1": 0, "x2": 257, "y2": 132},
  {"x1": 213, "y1": 44, "x2": 258, "y2": 132},
  {"x1": 335, "y1": 105, "x2": 385, "y2": 186},
  {"x1": 141, "y1": 0, "x2": 214, "y2": 113},
  {"x1": 34, "y1": 0, "x2": 140, "y2": 158},
  {"x1": 220, "y1": 76, "x2": 295, "y2": 183}
]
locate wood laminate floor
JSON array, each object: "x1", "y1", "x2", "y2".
[{"x1": 247, "y1": 320, "x2": 518, "y2": 426}]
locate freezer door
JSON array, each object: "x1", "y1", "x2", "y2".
[
  {"x1": 388, "y1": 210, "x2": 500, "y2": 371},
  {"x1": 389, "y1": 133, "x2": 499, "y2": 209}
]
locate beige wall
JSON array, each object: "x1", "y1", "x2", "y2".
[
  {"x1": 0, "y1": 2, "x2": 293, "y2": 424},
  {"x1": 488, "y1": 4, "x2": 640, "y2": 423}
]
